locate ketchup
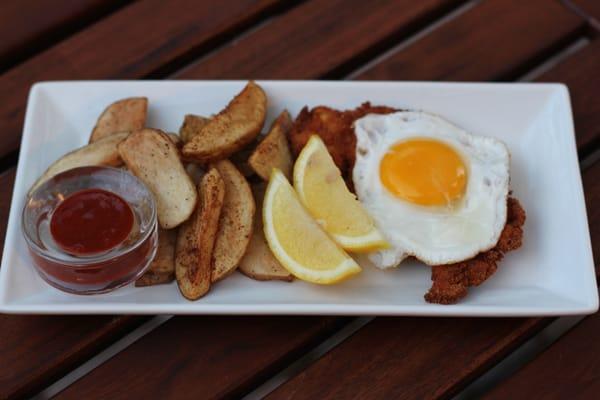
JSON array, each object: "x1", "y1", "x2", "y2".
[{"x1": 50, "y1": 188, "x2": 134, "y2": 255}]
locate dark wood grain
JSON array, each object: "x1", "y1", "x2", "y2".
[
  {"x1": 537, "y1": 40, "x2": 600, "y2": 156},
  {"x1": 270, "y1": 318, "x2": 551, "y2": 400},
  {"x1": 0, "y1": 168, "x2": 15, "y2": 261},
  {"x1": 487, "y1": 312, "x2": 600, "y2": 400},
  {"x1": 0, "y1": 0, "x2": 130, "y2": 72},
  {"x1": 358, "y1": 0, "x2": 585, "y2": 82},
  {"x1": 0, "y1": 314, "x2": 143, "y2": 399},
  {"x1": 484, "y1": 162, "x2": 600, "y2": 400},
  {"x1": 0, "y1": 0, "x2": 287, "y2": 162},
  {"x1": 55, "y1": 317, "x2": 346, "y2": 399},
  {"x1": 174, "y1": 0, "x2": 465, "y2": 79}
]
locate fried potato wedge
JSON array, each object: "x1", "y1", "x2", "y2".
[
  {"x1": 135, "y1": 228, "x2": 176, "y2": 287},
  {"x1": 28, "y1": 132, "x2": 128, "y2": 196},
  {"x1": 176, "y1": 167, "x2": 225, "y2": 300},
  {"x1": 182, "y1": 81, "x2": 267, "y2": 163},
  {"x1": 211, "y1": 160, "x2": 256, "y2": 283},
  {"x1": 118, "y1": 129, "x2": 197, "y2": 229},
  {"x1": 90, "y1": 97, "x2": 147, "y2": 142},
  {"x1": 239, "y1": 183, "x2": 293, "y2": 281},
  {"x1": 249, "y1": 110, "x2": 293, "y2": 180},
  {"x1": 179, "y1": 114, "x2": 210, "y2": 144}
]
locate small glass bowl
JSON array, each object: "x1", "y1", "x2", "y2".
[{"x1": 22, "y1": 166, "x2": 158, "y2": 295}]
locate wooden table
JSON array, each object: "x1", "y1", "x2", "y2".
[{"x1": 1, "y1": 0, "x2": 599, "y2": 398}]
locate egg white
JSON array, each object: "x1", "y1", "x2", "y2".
[{"x1": 353, "y1": 111, "x2": 510, "y2": 268}]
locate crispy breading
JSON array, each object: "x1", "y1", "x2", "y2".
[
  {"x1": 424, "y1": 197, "x2": 526, "y2": 304},
  {"x1": 288, "y1": 102, "x2": 396, "y2": 183}
]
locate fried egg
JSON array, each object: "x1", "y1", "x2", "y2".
[{"x1": 353, "y1": 111, "x2": 509, "y2": 268}]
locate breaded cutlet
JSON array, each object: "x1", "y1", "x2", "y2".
[
  {"x1": 288, "y1": 102, "x2": 396, "y2": 184},
  {"x1": 288, "y1": 104, "x2": 525, "y2": 304}
]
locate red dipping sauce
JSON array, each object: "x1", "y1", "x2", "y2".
[
  {"x1": 50, "y1": 189, "x2": 133, "y2": 255},
  {"x1": 23, "y1": 166, "x2": 158, "y2": 294}
]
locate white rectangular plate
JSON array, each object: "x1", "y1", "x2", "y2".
[{"x1": 0, "y1": 81, "x2": 597, "y2": 316}]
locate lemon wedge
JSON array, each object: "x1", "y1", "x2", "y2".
[
  {"x1": 293, "y1": 135, "x2": 388, "y2": 252},
  {"x1": 263, "y1": 169, "x2": 361, "y2": 284}
]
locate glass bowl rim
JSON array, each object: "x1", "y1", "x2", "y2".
[{"x1": 21, "y1": 166, "x2": 158, "y2": 268}]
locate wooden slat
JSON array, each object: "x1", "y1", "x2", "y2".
[
  {"x1": 358, "y1": 0, "x2": 584, "y2": 82},
  {"x1": 55, "y1": 317, "x2": 346, "y2": 399},
  {"x1": 0, "y1": 169, "x2": 15, "y2": 261},
  {"x1": 0, "y1": 0, "x2": 287, "y2": 161},
  {"x1": 537, "y1": 39, "x2": 600, "y2": 156},
  {"x1": 0, "y1": 315, "x2": 143, "y2": 399},
  {"x1": 487, "y1": 312, "x2": 600, "y2": 399},
  {"x1": 0, "y1": 0, "x2": 130, "y2": 71},
  {"x1": 174, "y1": 0, "x2": 465, "y2": 79},
  {"x1": 0, "y1": 167, "x2": 144, "y2": 399},
  {"x1": 484, "y1": 161, "x2": 600, "y2": 400},
  {"x1": 51, "y1": 1, "x2": 595, "y2": 398},
  {"x1": 267, "y1": 158, "x2": 600, "y2": 400}
]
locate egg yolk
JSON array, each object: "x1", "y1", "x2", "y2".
[{"x1": 380, "y1": 138, "x2": 467, "y2": 206}]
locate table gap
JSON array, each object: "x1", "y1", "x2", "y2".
[
  {"x1": 345, "y1": 0, "x2": 482, "y2": 80},
  {"x1": 454, "y1": 315, "x2": 586, "y2": 399},
  {"x1": 142, "y1": 0, "x2": 305, "y2": 80},
  {"x1": 32, "y1": 315, "x2": 173, "y2": 400},
  {"x1": 562, "y1": 0, "x2": 600, "y2": 32},
  {"x1": 517, "y1": 37, "x2": 590, "y2": 82},
  {"x1": 0, "y1": 150, "x2": 18, "y2": 176},
  {"x1": 169, "y1": 0, "x2": 472, "y2": 81}
]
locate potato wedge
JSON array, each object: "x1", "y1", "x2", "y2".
[
  {"x1": 239, "y1": 183, "x2": 293, "y2": 281},
  {"x1": 182, "y1": 81, "x2": 266, "y2": 163},
  {"x1": 90, "y1": 97, "x2": 147, "y2": 142},
  {"x1": 179, "y1": 114, "x2": 210, "y2": 143},
  {"x1": 135, "y1": 228, "x2": 176, "y2": 287},
  {"x1": 118, "y1": 129, "x2": 197, "y2": 229},
  {"x1": 211, "y1": 160, "x2": 255, "y2": 283},
  {"x1": 176, "y1": 167, "x2": 225, "y2": 300},
  {"x1": 28, "y1": 132, "x2": 128, "y2": 196},
  {"x1": 248, "y1": 110, "x2": 293, "y2": 180}
]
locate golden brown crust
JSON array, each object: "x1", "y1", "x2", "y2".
[
  {"x1": 210, "y1": 160, "x2": 256, "y2": 283},
  {"x1": 90, "y1": 97, "x2": 147, "y2": 142},
  {"x1": 288, "y1": 102, "x2": 396, "y2": 183},
  {"x1": 249, "y1": 110, "x2": 294, "y2": 180},
  {"x1": 424, "y1": 197, "x2": 526, "y2": 304},
  {"x1": 175, "y1": 167, "x2": 225, "y2": 300},
  {"x1": 182, "y1": 81, "x2": 266, "y2": 163}
]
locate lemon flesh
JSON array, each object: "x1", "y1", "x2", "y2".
[
  {"x1": 263, "y1": 169, "x2": 361, "y2": 284},
  {"x1": 294, "y1": 135, "x2": 388, "y2": 252}
]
